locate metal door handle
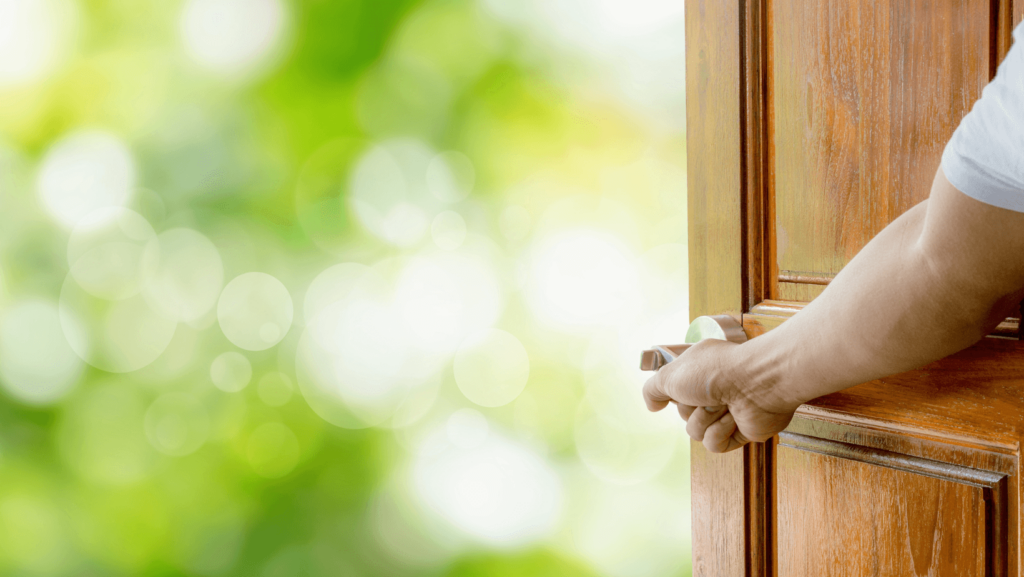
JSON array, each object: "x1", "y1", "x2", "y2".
[{"x1": 639, "y1": 315, "x2": 748, "y2": 413}]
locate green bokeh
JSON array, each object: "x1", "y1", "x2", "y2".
[{"x1": 0, "y1": 0, "x2": 693, "y2": 575}]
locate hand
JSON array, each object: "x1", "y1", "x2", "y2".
[{"x1": 642, "y1": 338, "x2": 801, "y2": 453}]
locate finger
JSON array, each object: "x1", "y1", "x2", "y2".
[
  {"x1": 642, "y1": 374, "x2": 671, "y2": 412},
  {"x1": 721, "y1": 434, "x2": 745, "y2": 453},
  {"x1": 686, "y1": 405, "x2": 728, "y2": 441},
  {"x1": 703, "y1": 412, "x2": 739, "y2": 453},
  {"x1": 677, "y1": 403, "x2": 697, "y2": 422}
]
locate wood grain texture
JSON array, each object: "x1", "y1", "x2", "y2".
[
  {"x1": 741, "y1": 309, "x2": 1024, "y2": 572},
  {"x1": 684, "y1": 0, "x2": 1024, "y2": 572},
  {"x1": 686, "y1": 0, "x2": 747, "y2": 574},
  {"x1": 743, "y1": 0, "x2": 773, "y2": 312},
  {"x1": 771, "y1": 0, "x2": 991, "y2": 291},
  {"x1": 784, "y1": 417, "x2": 1017, "y2": 477},
  {"x1": 777, "y1": 443, "x2": 991, "y2": 576},
  {"x1": 797, "y1": 337, "x2": 1024, "y2": 458},
  {"x1": 746, "y1": 436, "x2": 776, "y2": 577},
  {"x1": 687, "y1": 0, "x2": 743, "y2": 322},
  {"x1": 782, "y1": 434, "x2": 1007, "y2": 577},
  {"x1": 691, "y1": 439, "x2": 747, "y2": 577}
]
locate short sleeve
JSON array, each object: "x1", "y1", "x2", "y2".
[{"x1": 941, "y1": 22, "x2": 1024, "y2": 212}]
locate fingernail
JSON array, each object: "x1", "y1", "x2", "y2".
[{"x1": 703, "y1": 405, "x2": 724, "y2": 413}]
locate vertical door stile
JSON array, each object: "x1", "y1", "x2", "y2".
[
  {"x1": 740, "y1": 0, "x2": 777, "y2": 575},
  {"x1": 741, "y1": 0, "x2": 774, "y2": 313},
  {"x1": 685, "y1": 0, "x2": 747, "y2": 573}
]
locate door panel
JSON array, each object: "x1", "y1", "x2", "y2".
[
  {"x1": 777, "y1": 433, "x2": 1006, "y2": 576},
  {"x1": 772, "y1": 0, "x2": 993, "y2": 301}
]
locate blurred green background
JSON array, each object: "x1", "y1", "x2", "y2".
[{"x1": 0, "y1": 0, "x2": 693, "y2": 575}]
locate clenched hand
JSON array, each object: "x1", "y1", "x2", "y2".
[{"x1": 642, "y1": 338, "x2": 801, "y2": 454}]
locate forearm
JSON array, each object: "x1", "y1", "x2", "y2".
[{"x1": 741, "y1": 175, "x2": 1024, "y2": 409}]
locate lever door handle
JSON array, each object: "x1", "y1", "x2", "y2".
[{"x1": 639, "y1": 315, "x2": 748, "y2": 413}]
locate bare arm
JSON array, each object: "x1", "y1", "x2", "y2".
[{"x1": 643, "y1": 166, "x2": 1024, "y2": 453}]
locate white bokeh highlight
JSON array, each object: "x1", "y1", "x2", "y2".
[
  {"x1": 210, "y1": 351, "x2": 252, "y2": 393},
  {"x1": 453, "y1": 329, "x2": 529, "y2": 408},
  {"x1": 302, "y1": 262, "x2": 368, "y2": 324},
  {"x1": 395, "y1": 246, "x2": 504, "y2": 355},
  {"x1": 526, "y1": 230, "x2": 641, "y2": 330},
  {"x1": 574, "y1": 332, "x2": 681, "y2": 484},
  {"x1": 0, "y1": 0, "x2": 70, "y2": 87},
  {"x1": 142, "y1": 228, "x2": 225, "y2": 324},
  {"x1": 567, "y1": 471, "x2": 692, "y2": 577},
  {"x1": 0, "y1": 300, "x2": 83, "y2": 405},
  {"x1": 180, "y1": 0, "x2": 286, "y2": 77},
  {"x1": 481, "y1": 0, "x2": 687, "y2": 131},
  {"x1": 59, "y1": 275, "x2": 177, "y2": 374},
  {"x1": 67, "y1": 208, "x2": 155, "y2": 301},
  {"x1": 425, "y1": 151, "x2": 474, "y2": 203},
  {"x1": 217, "y1": 273, "x2": 293, "y2": 351},
  {"x1": 297, "y1": 248, "x2": 502, "y2": 429},
  {"x1": 37, "y1": 130, "x2": 136, "y2": 229},
  {"x1": 430, "y1": 210, "x2": 466, "y2": 251},
  {"x1": 412, "y1": 427, "x2": 561, "y2": 548},
  {"x1": 350, "y1": 140, "x2": 460, "y2": 247},
  {"x1": 446, "y1": 408, "x2": 489, "y2": 450}
]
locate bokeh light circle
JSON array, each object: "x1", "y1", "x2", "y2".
[
  {"x1": 142, "y1": 228, "x2": 224, "y2": 323},
  {"x1": 426, "y1": 151, "x2": 474, "y2": 203},
  {"x1": 395, "y1": 245, "x2": 504, "y2": 355},
  {"x1": 446, "y1": 408, "x2": 489, "y2": 450},
  {"x1": 59, "y1": 275, "x2": 177, "y2": 373},
  {"x1": 430, "y1": 210, "x2": 466, "y2": 251},
  {"x1": 412, "y1": 427, "x2": 561, "y2": 547},
  {"x1": 247, "y1": 422, "x2": 300, "y2": 478},
  {"x1": 144, "y1": 393, "x2": 210, "y2": 456},
  {"x1": 297, "y1": 249, "x2": 502, "y2": 429},
  {"x1": 0, "y1": 0, "x2": 71, "y2": 87},
  {"x1": 573, "y1": 398, "x2": 676, "y2": 485},
  {"x1": 67, "y1": 207, "x2": 156, "y2": 300},
  {"x1": 37, "y1": 130, "x2": 135, "y2": 229},
  {"x1": 568, "y1": 473, "x2": 691, "y2": 577},
  {"x1": 217, "y1": 273, "x2": 293, "y2": 351},
  {"x1": 302, "y1": 262, "x2": 368, "y2": 324},
  {"x1": 210, "y1": 352, "x2": 251, "y2": 393},
  {"x1": 525, "y1": 229, "x2": 641, "y2": 330},
  {"x1": 349, "y1": 139, "x2": 446, "y2": 247},
  {"x1": 574, "y1": 332, "x2": 680, "y2": 484},
  {"x1": 180, "y1": 0, "x2": 286, "y2": 76},
  {"x1": 453, "y1": 329, "x2": 529, "y2": 408},
  {"x1": 296, "y1": 296, "x2": 417, "y2": 429},
  {"x1": 0, "y1": 300, "x2": 83, "y2": 405}
]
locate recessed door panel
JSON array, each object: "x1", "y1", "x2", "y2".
[
  {"x1": 772, "y1": 0, "x2": 993, "y2": 301},
  {"x1": 777, "y1": 433, "x2": 1005, "y2": 576}
]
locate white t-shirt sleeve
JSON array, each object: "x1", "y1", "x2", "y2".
[{"x1": 941, "y1": 22, "x2": 1024, "y2": 212}]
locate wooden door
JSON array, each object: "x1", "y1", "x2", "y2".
[{"x1": 687, "y1": 1, "x2": 1024, "y2": 574}]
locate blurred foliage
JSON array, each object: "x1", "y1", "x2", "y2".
[{"x1": 0, "y1": 0, "x2": 693, "y2": 575}]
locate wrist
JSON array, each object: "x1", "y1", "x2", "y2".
[{"x1": 728, "y1": 331, "x2": 813, "y2": 414}]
